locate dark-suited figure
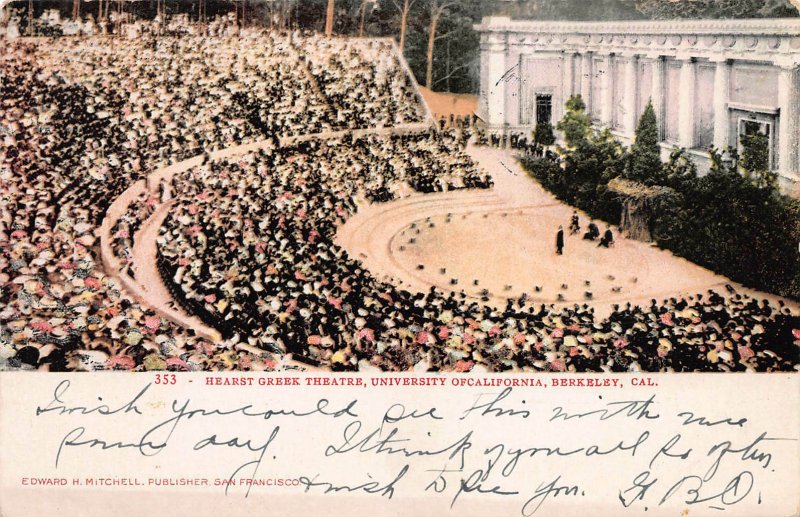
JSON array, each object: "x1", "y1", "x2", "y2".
[
  {"x1": 583, "y1": 222, "x2": 599, "y2": 241},
  {"x1": 599, "y1": 225, "x2": 614, "y2": 248},
  {"x1": 569, "y1": 211, "x2": 580, "y2": 234},
  {"x1": 556, "y1": 226, "x2": 564, "y2": 255}
]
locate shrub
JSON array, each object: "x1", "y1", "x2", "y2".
[{"x1": 520, "y1": 102, "x2": 800, "y2": 300}]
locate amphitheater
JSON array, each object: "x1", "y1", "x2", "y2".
[
  {"x1": 338, "y1": 146, "x2": 740, "y2": 314},
  {"x1": 1, "y1": 19, "x2": 798, "y2": 373}
]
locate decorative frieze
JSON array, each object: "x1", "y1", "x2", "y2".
[{"x1": 477, "y1": 17, "x2": 800, "y2": 67}]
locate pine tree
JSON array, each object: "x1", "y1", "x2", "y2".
[
  {"x1": 556, "y1": 95, "x2": 591, "y2": 148},
  {"x1": 626, "y1": 99, "x2": 663, "y2": 184}
]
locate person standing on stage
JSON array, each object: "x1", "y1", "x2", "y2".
[{"x1": 556, "y1": 225, "x2": 564, "y2": 255}]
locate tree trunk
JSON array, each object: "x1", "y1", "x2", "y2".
[
  {"x1": 445, "y1": 38, "x2": 450, "y2": 91},
  {"x1": 425, "y1": 10, "x2": 440, "y2": 89},
  {"x1": 73, "y1": 0, "x2": 80, "y2": 21},
  {"x1": 359, "y1": 0, "x2": 366, "y2": 37},
  {"x1": 398, "y1": 0, "x2": 409, "y2": 52},
  {"x1": 325, "y1": 0, "x2": 335, "y2": 36},
  {"x1": 620, "y1": 198, "x2": 652, "y2": 242}
]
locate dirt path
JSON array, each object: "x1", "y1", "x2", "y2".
[{"x1": 97, "y1": 124, "x2": 438, "y2": 349}]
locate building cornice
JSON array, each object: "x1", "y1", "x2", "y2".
[
  {"x1": 474, "y1": 16, "x2": 800, "y2": 36},
  {"x1": 475, "y1": 17, "x2": 800, "y2": 65}
]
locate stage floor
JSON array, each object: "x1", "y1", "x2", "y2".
[{"x1": 336, "y1": 146, "x2": 797, "y2": 318}]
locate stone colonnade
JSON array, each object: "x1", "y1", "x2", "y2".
[{"x1": 476, "y1": 17, "x2": 800, "y2": 187}]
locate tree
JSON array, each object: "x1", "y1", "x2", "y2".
[
  {"x1": 391, "y1": 0, "x2": 417, "y2": 51},
  {"x1": 430, "y1": 10, "x2": 479, "y2": 91},
  {"x1": 564, "y1": 127, "x2": 627, "y2": 222},
  {"x1": 260, "y1": 0, "x2": 295, "y2": 28},
  {"x1": 358, "y1": 0, "x2": 377, "y2": 36},
  {"x1": 662, "y1": 147, "x2": 697, "y2": 190},
  {"x1": 626, "y1": 100, "x2": 663, "y2": 184},
  {"x1": 740, "y1": 129, "x2": 777, "y2": 189},
  {"x1": 325, "y1": 0, "x2": 335, "y2": 35},
  {"x1": 494, "y1": 0, "x2": 644, "y2": 20},
  {"x1": 634, "y1": 0, "x2": 798, "y2": 18},
  {"x1": 707, "y1": 145, "x2": 738, "y2": 177},
  {"x1": 424, "y1": 0, "x2": 455, "y2": 89},
  {"x1": 556, "y1": 95, "x2": 591, "y2": 149},
  {"x1": 534, "y1": 120, "x2": 556, "y2": 147},
  {"x1": 27, "y1": 0, "x2": 33, "y2": 35}
]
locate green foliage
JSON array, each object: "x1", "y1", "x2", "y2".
[
  {"x1": 534, "y1": 120, "x2": 556, "y2": 147},
  {"x1": 494, "y1": 0, "x2": 646, "y2": 20},
  {"x1": 626, "y1": 100, "x2": 663, "y2": 184},
  {"x1": 662, "y1": 147, "x2": 697, "y2": 191},
  {"x1": 556, "y1": 95, "x2": 592, "y2": 149},
  {"x1": 661, "y1": 169, "x2": 799, "y2": 300},
  {"x1": 571, "y1": 128, "x2": 627, "y2": 221},
  {"x1": 740, "y1": 131, "x2": 777, "y2": 189},
  {"x1": 523, "y1": 97, "x2": 800, "y2": 300},
  {"x1": 708, "y1": 145, "x2": 735, "y2": 176},
  {"x1": 404, "y1": 0, "x2": 484, "y2": 93},
  {"x1": 634, "y1": 0, "x2": 798, "y2": 19},
  {"x1": 526, "y1": 118, "x2": 625, "y2": 224}
]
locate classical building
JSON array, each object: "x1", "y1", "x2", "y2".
[{"x1": 475, "y1": 17, "x2": 800, "y2": 189}]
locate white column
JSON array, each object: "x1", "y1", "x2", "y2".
[
  {"x1": 562, "y1": 52, "x2": 575, "y2": 99},
  {"x1": 650, "y1": 56, "x2": 665, "y2": 140},
  {"x1": 485, "y1": 36, "x2": 508, "y2": 129},
  {"x1": 478, "y1": 38, "x2": 490, "y2": 121},
  {"x1": 777, "y1": 62, "x2": 799, "y2": 180},
  {"x1": 581, "y1": 52, "x2": 593, "y2": 113},
  {"x1": 677, "y1": 56, "x2": 696, "y2": 149},
  {"x1": 560, "y1": 52, "x2": 576, "y2": 124},
  {"x1": 623, "y1": 55, "x2": 639, "y2": 136},
  {"x1": 600, "y1": 52, "x2": 614, "y2": 126},
  {"x1": 574, "y1": 52, "x2": 583, "y2": 100},
  {"x1": 712, "y1": 57, "x2": 731, "y2": 151}
]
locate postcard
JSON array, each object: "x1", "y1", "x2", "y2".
[{"x1": 1, "y1": 0, "x2": 798, "y2": 515}]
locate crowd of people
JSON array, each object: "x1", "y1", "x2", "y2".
[
  {"x1": 1, "y1": 23, "x2": 798, "y2": 372},
  {"x1": 306, "y1": 38, "x2": 425, "y2": 129},
  {"x1": 155, "y1": 132, "x2": 493, "y2": 369},
  {"x1": 476, "y1": 129, "x2": 559, "y2": 161},
  {"x1": 152, "y1": 136, "x2": 797, "y2": 372},
  {"x1": 0, "y1": 26, "x2": 430, "y2": 372}
]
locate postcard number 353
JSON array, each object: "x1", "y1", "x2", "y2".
[{"x1": 154, "y1": 373, "x2": 178, "y2": 385}]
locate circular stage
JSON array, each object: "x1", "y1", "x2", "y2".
[
  {"x1": 388, "y1": 204, "x2": 723, "y2": 305},
  {"x1": 335, "y1": 146, "x2": 758, "y2": 315}
]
